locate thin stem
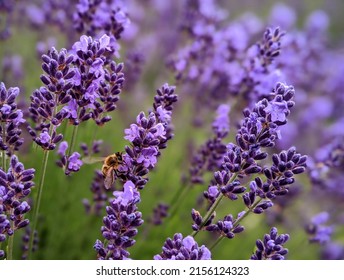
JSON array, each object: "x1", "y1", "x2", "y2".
[
  {"x1": 191, "y1": 193, "x2": 225, "y2": 238},
  {"x1": 28, "y1": 149, "x2": 50, "y2": 259},
  {"x1": 191, "y1": 173, "x2": 239, "y2": 238},
  {"x1": 167, "y1": 183, "x2": 191, "y2": 219},
  {"x1": 67, "y1": 124, "x2": 79, "y2": 158},
  {"x1": 209, "y1": 197, "x2": 263, "y2": 250},
  {"x1": 6, "y1": 210, "x2": 15, "y2": 260},
  {"x1": 88, "y1": 123, "x2": 98, "y2": 150},
  {"x1": 27, "y1": 95, "x2": 59, "y2": 259}
]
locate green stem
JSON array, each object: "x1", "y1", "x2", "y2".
[
  {"x1": 191, "y1": 193, "x2": 225, "y2": 238},
  {"x1": 67, "y1": 124, "x2": 79, "y2": 158},
  {"x1": 191, "y1": 173, "x2": 239, "y2": 238},
  {"x1": 28, "y1": 149, "x2": 50, "y2": 259},
  {"x1": 209, "y1": 197, "x2": 263, "y2": 250},
  {"x1": 7, "y1": 211, "x2": 14, "y2": 260},
  {"x1": 167, "y1": 183, "x2": 191, "y2": 219},
  {"x1": 27, "y1": 96, "x2": 59, "y2": 259},
  {"x1": 88, "y1": 123, "x2": 98, "y2": 150}
]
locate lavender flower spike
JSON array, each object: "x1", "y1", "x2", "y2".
[
  {"x1": 154, "y1": 233, "x2": 211, "y2": 260},
  {"x1": 94, "y1": 180, "x2": 143, "y2": 260},
  {"x1": 115, "y1": 84, "x2": 177, "y2": 190},
  {"x1": 0, "y1": 82, "x2": 25, "y2": 155},
  {"x1": 250, "y1": 227, "x2": 289, "y2": 260},
  {"x1": 0, "y1": 155, "x2": 35, "y2": 259}
]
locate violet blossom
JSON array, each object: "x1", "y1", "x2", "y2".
[
  {"x1": 94, "y1": 180, "x2": 143, "y2": 260},
  {"x1": 193, "y1": 82, "x2": 307, "y2": 241},
  {"x1": 154, "y1": 233, "x2": 211, "y2": 260},
  {"x1": 250, "y1": 227, "x2": 289, "y2": 260},
  {"x1": 0, "y1": 155, "x2": 35, "y2": 259},
  {"x1": 0, "y1": 82, "x2": 25, "y2": 156}
]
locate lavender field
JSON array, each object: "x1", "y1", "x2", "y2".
[{"x1": 1, "y1": 0, "x2": 344, "y2": 260}]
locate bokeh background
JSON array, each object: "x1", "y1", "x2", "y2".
[{"x1": 1, "y1": 0, "x2": 344, "y2": 260}]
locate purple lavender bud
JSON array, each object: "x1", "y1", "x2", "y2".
[
  {"x1": 0, "y1": 83, "x2": 25, "y2": 155},
  {"x1": 73, "y1": 0, "x2": 130, "y2": 40},
  {"x1": 154, "y1": 234, "x2": 211, "y2": 260},
  {"x1": 191, "y1": 209, "x2": 203, "y2": 226},
  {"x1": 94, "y1": 181, "x2": 143, "y2": 260},
  {"x1": 244, "y1": 165, "x2": 262, "y2": 174},
  {"x1": 251, "y1": 227, "x2": 289, "y2": 260},
  {"x1": 115, "y1": 84, "x2": 177, "y2": 189},
  {"x1": 0, "y1": 155, "x2": 35, "y2": 253}
]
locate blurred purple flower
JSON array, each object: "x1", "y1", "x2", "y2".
[
  {"x1": 212, "y1": 104, "x2": 230, "y2": 136},
  {"x1": 74, "y1": 0, "x2": 130, "y2": 40},
  {"x1": 57, "y1": 141, "x2": 68, "y2": 157},
  {"x1": 306, "y1": 212, "x2": 334, "y2": 245},
  {"x1": 269, "y1": 3, "x2": 296, "y2": 30}
]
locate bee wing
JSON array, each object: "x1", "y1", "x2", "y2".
[
  {"x1": 104, "y1": 168, "x2": 115, "y2": 189},
  {"x1": 82, "y1": 156, "x2": 105, "y2": 164}
]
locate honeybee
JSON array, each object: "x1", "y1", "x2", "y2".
[{"x1": 83, "y1": 152, "x2": 124, "y2": 189}]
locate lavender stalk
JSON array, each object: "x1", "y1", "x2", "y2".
[{"x1": 190, "y1": 82, "x2": 307, "y2": 251}]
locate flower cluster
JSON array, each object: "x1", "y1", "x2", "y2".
[
  {"x1": 243, "y1": 27, "x2": 285, "y2": 103},
  {"x1": 305, "y1": 212, "x2": 334, "y2": 245},
  {"x1": 28, "y1": 34, "x2": 124, "y2": 176},
  {"x1": 168, "y1": 0, "x2": 285, "y2": 122},
  {"x1": 28, "y1": 46, "x2": 73, "y2": 150},
  {"x1": 189, "y1": 104, "x2": 229, "y2": 184},
  {"x1": 94, "y1": 180, "x2": 143, "y2": 259},
  {"x1": 308, "y1": 138, "x2": 344, "y2": 197},
  {"x1": 193, "y1": 210, "x2": 245, "y2": 239},
  {"x1": 55, "y1": 141, "x2": 83, "y2": 175},
  {"x1": 154, "y1": 233, "x2": 211, "y2": 260},
  {"x1": 250, "y1": 227, "x2": 289, "y2": 260},
  {"x1": 0, "y1": 82, "x2": 26, "y2": 156},
  {"x1": 74, "y1": 0, "x2": 130, "y2": 40},
  {"x1": 193, "y1": 82, "x2": 307, "y2": 240},
  {"x1": 0, "y1": 0, "x2": 14, "y2": 40},
  {"x1": 67, "y1": 34, "x2": 124, "y2": 125},
  {"x1": 24, "y1": 0, "x2": 75, "y2": 34},
  {"x1": 0, "y1": 155, "x2": 35, "y2": 259},
  {"x1": 94, "y1": 83, "x2": 177, "y2": 259},
  {"x1": 2, "y1": 0, "x2": 343, "y2": 261},
  {"x1": 116, "y1": 84, "x2": 177, "y2": 190}
]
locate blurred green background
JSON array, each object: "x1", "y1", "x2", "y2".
[{"x1": 1, "y1": 0, "x2": 344, "y2": 260}]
